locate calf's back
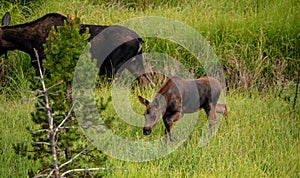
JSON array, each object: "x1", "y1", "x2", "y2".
[{"x1": 159, "y1": 76, "x2": 222, "y2": 114}]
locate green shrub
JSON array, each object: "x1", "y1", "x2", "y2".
[{"x1": 14, "y1": 15, "x2": 109, "y2": 177}]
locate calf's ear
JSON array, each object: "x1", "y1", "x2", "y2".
[
  {"x1": 2, "y1": 12, "x2": 11, "y2": 26},
  {"x1": 138, "y1": 96, "x2": 149, "y2": 106}
]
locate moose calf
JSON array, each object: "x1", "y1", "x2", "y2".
[{"x1": 138, "y1": 76, "x2": 227, "y2": 141}]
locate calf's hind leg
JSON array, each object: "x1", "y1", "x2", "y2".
[
  {"x1": 205, "y1": 102, "x2": 218, "y2": 134},
  {"x1": 216, "y1": 103, "x2": 228, "y2": 116}
]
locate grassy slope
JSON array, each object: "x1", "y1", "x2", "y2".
[{"x1": 0, "y1": 0, "x2": 299, "y2": 177}]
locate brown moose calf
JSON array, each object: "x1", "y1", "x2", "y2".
[{"x1": 138, "y1": 76, "x2": 227, "y2": 141}]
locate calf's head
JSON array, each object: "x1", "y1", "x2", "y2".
[
  {"x1": 138, "y1": 95, "x2": 166, "y2": 135},
  {"x1": 0, "y1": 12, "x2": 11, "y2": 58}
]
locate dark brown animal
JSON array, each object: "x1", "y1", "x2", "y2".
[
  {"x1": 0, "y1": 12, "x2": 66, "y2": 68},
  {"x1": 138, "y1": 76, "x2": 227, "y2": 141},
  {"x1": 0, "y1": 12, "x2": 150, "y2": 83},
  {"x1": 80, "y1": 24, "x2": 147, "y2": 81}
]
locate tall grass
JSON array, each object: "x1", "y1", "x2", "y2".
[
  {"x1": 0, "y1": 96, "x2": 40, "y2": 178},
  {"x1": 1, "y1": 0, "x2": 298, "y2": 89},
  {"x1": 0, "y1": 52, "x2": 34, "y2": 98}
]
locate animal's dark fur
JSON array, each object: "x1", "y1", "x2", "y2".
[
  {"x1": 1, "y1": 12, "x2": 11, "y2": 58},
  {"x1": 138, "y1": 76, "x2": 227, "y2": 141},
  {"x1": 81, "y1": 24, "x2": 145, "y2": 79},
  {"x1": 0, "y1": 12, "x2": 149, "y2": 83},
  {"x1": 0, "y1": 13, "x2": 66, "y2": 67}
]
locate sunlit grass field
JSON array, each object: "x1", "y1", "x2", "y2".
[
  {"x1": 0, "y1": 0, "x2": 299, "y2": 177},
  {"x1": 1, "y1": 87, "x2": 299, "y2": 177}
]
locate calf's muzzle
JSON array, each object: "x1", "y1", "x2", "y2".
[{"x1": 143, "y1": 127, "x2": 152, "y2": 135}]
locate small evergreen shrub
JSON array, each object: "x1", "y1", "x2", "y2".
[{"x1": 14, "y1": 15, "x2": 109, "y2": 177}]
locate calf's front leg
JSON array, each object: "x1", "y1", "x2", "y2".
[{"x1": 163, "y1": 112, "x2": 182, "y2": 142}]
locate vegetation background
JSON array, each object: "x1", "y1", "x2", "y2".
[{"x1": 0, "y1": 0, "x2": 299, "y2": 177}]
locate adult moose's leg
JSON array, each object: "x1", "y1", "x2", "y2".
[
  {"x1": 125, "y1": 54, "x2": 153, "y2": 86},
  {"x1": 163, "y1": 112, "x2": 182, "y2": 142},
  {"x1": 103, "y1": 62, "x2": 114, "y2": 78}
]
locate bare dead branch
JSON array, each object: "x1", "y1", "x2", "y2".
[
  {"x1": 36, "y1": 107, "x2": 48, "y2": 111},
  {"x1": 33, "y1": 168, "x2": 53, "y2": 178},
  {"x1": 17, "y1": 141, "x2": 52, "y2": 148},
  {"x1": 30, "y1": 129, "x2": 50, "y2": 134},
  {"x1": 48, "y1": 92, "x2": 60, "y2": 96},
  {"x1": 35, "y1": 94, "x2": 47, "y2": 98},
  {"x1": 33, "y1": 142, "x2": 51, "y2": 146},
  {"x1": 47, "y1": 144, "x2": 92, "y2": 178},
  {"x1": 34, "y1": 48, "x2": 60, "y2": 177},
  {"x1": 33, "y1": 174, "x2": 51, "y2": 178},
  {"x1": 56, "y1": 126, "x2": 77, "y2": 131},
  {"x1": 54, "y1": 100, "x2": 77, "y2": 133},
  {"x1": 35, "y1": 89, "x2": 45, "y2": 94},
  {"x1": 61, "y1": 167, "x2": 128, "y2": 177},
  {"x1": 16, "y1": 140, "x2": 50, "y2": 146},
  {"x1": 59, "y1": 144, "x2": 91, "y2": 169},
  {"x1": 47, "y1": 80, "x2": 63, "y2": 91}
]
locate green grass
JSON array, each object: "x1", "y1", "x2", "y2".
[
  {"x1": 0, "y1": 0, "x2": 299, "y2": 177},
  {"x1": 1, "y1": 86, "x2": 299, "y2": 177},
  {"x1": 0, "y1": 96, "x2": 40, "y2": 178},
  {"x1": 1, "y1": 0, "x2": 298, "y2": 88},
  {"x1": 103, "y1": 89, "x2": 300, "y2": 178}
]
